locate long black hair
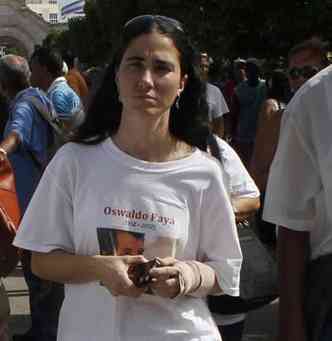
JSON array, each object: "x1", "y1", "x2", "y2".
[{"x1": 74, "y1": 15, "x2": 209, "y2": 150}]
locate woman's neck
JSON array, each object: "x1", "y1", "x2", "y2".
[{"x1": 112, "y1": 111, "x2": 193, "y2": 162}]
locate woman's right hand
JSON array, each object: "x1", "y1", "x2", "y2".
[{"x1": 94, "y1": 255, "x2": 148, "y2": 297}]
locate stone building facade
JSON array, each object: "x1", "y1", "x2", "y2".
[{"x1": 0, "y1": 0, "x2": 49, "y2": 57}]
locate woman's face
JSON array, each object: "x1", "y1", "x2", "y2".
[{"x1": 116, "y1": 31, "x2": 187, "y2": 118}]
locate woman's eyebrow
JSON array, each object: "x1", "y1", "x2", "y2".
[
  {"x1": 125, "y1": 56, "x2": 144, "y2": 62},
  {"x1": 154, "y1": 59, "x2": 175, "y2": 69}
]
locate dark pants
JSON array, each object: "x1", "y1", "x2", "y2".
[
  {"x1": 22, "y1": 251, "x2": 64, "y2": 341},
  {"x1": 320, "y1": 310, "x2": 332, "y2": 341},
  {"x1": 218, "y1": 320, "x2": 245, "y2": 341}
]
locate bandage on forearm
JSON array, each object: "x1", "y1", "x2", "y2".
[{"x1": 174, "y1": 261, "x2": 218, "y2": 298}]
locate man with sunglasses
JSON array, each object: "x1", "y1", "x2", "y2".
[
  {"x1": 287, "y1": 37, "x2": 329, "y2": 97},
  {"x1": 264, "y1": 41, "x2": 332, "y2": 341}
]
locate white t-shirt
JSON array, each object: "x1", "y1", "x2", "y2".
[
  {"x1": 263, "y1": 65, "x2": 332, "y2": 260},
  {"x1": 206, "y1": 83, "x2": 229, "y2": 122},
  {"x1": 14, "y1": 138, "x2": 242, "y2": 341},
  {"x1": 212, "y1": 137, "x2": 260, "y2": 326}
]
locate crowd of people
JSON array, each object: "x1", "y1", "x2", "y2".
[{"x1": 0, "y1": 13, "x2": 330, "y2": 341}]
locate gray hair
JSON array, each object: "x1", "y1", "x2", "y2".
[{"x1": 0, "y1": 54, "x2": 31, "y2": 97}]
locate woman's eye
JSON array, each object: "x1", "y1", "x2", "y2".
[
  {"x1": 128, "y1": 62, "x2": 143, "y2": 69},
  {"x1": 155, "y1": 64, "x2": 171, "y2": 73}
]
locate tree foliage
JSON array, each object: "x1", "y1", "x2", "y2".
[{"x1": 43, "y1": 0, "x2": 332, "y2": 66}]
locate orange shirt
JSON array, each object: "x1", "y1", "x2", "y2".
[{"x1": 65, "y1": 69, "x2": 89, "y2": 102}]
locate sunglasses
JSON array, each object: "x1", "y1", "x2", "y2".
[
  {"x1": 124, "y1": 15, "x2": 184, "y2": 32},
  {"x1": 288, "y1": 65, "x2": 320, "y2": 80}
]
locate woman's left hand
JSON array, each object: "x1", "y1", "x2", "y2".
[{"x1": 149, "y1": 257, "x2": 180, "y2": 298}]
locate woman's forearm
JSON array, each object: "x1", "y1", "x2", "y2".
[
  {"x1": 233, "y1": 197, "x2": 260, "y2": 222},
  {"x1": 31, "y1": 250, "x2": 100, "y2": 284}
]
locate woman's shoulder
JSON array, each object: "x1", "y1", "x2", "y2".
[{"x1": 47, "y1": 141, "x2": 105, "y2": 173}]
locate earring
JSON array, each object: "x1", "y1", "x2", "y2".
[{"x1": 175, "y1": 93, "x2": 181, "y2": 109}]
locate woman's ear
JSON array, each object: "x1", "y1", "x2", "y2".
[{"x1": 178, "y1": 74, "x2": 188, "y2": 95}]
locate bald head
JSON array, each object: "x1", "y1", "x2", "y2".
[{"x1": 0, "y1": 54, "x2": 31, "y2": 99}]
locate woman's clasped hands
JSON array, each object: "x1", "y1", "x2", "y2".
[{"x1": 95, "y1": 256, "x2": 185, "y2": 298}]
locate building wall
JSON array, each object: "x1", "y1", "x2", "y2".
[{"x1": 25, "y1": 0, "x2": 60, "y2": 24}]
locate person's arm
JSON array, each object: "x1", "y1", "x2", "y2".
[
  {"x1": 0, "y1": 102, "x2": 34, "y2": 160},
  {"x1": 232, "y1": 196, "x2": 260, "y2": 223},
  {"x1": 0, "y1": 131, "x2": 21, "y2": 160},
  {"x1": 31, "y1": 250, "x2": 148, "y2": 297},
  {"x1": 250, "y1": 99, "x2": 281, "y2": 192},
  {"x1": 215, "y1": 136, "x2": 260, "y2": 222},
  {"x1": 278, "y1": 226, "x2": 309, "y2": 341}
]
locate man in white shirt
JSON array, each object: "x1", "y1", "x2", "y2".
[
  {"x1": 263, "y1": 65, "x2": 332, "y2": 341},
  {"x1": 200, "y1": 52, "x2": 229, "y2": 138}
]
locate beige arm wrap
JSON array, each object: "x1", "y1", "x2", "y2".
[{"x1": 173, "y1": 261, "x2": 220, "y2": 298}]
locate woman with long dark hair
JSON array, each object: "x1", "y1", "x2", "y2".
[{"x1": 14, "y1": 15, "x2": 242, "y2": 341}]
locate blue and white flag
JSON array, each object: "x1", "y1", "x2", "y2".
[{"x1": 61, "y1": 0, "x2": 85, "y2": 17}]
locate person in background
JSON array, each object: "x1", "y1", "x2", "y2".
[
  {"x1": 250, "y1": 68, "x2": 289, "y2": 244},
  {"x1": 0, "y1": 54, "x2": 54, "y2": 341},
  {"x1": 62, "y1": 51, "x2": 89, "y2": 106},
  {"x1": 287, "y1": 37, "x2": 329, "y2": 98},
  {"x1": 14, "y1": 15, "x2": 242, "y2": 341},
  {"x1": 231, "y1": 58, "x2": 267, "y2": 168},
  {"x1": 29, "y1": 47, "x2": 84, "y2": 137},
  {"x1": 223, "y1": 58, "x2": 247, "y2": 108},
  {"x1": 200, "y1": 52, "x2": 229, "y2": 138},
  {"x1": 209, "y1": 135, "x2": 260, "y2": 341},
  {"x1": 223, "y1": 58, "x2": 247, "y2": 142},
  {"x1": 264, "y1": 63, "x2": 332, "y2": 341},
  {"x1": 251, "y1": 38, "x2": 328, "y2": 245}
]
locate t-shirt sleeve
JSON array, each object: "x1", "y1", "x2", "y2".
[
  {"x1": 218, "y1": 138, "x2": 260, "y2": 198},
  {"x1": 208, "y1": 85, "x2": 229, "y2": 121},
  {"x1": 198, "y1": 169, "x2": 242, "y2": 296},
  {"x1": 263, "y1": 113, "x2": 321, "y2": 231},
  {"x1": 7, "y1": 102, "x2": 34, "y2": 148},
  {"x1": 13, "y1": 146, "x2": 76, "y2": 253}
]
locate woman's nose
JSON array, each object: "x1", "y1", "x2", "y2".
[{"x1": 138, "y1": 69, "x2": 154, "y2": 88}]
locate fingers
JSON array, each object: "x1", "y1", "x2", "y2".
[
  {"x1": 97, "y1": 255, "x2": 148, "y2": 298},
  {"x1": 150, "y1": 278, "x2": 180, "y2": 298},
  {"x1": 149, "y1": 266, "x2": 179, "y2": 281},
  {"x1": 122, "y1": 255, "x2": 148, "y2": 264},
  {"x1": 155, "y1": 257, "x2": 177, "y2": 267}
]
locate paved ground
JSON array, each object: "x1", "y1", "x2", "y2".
[{"x1": 3, "y1": 264, "x2": 278, "y2": 341}]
